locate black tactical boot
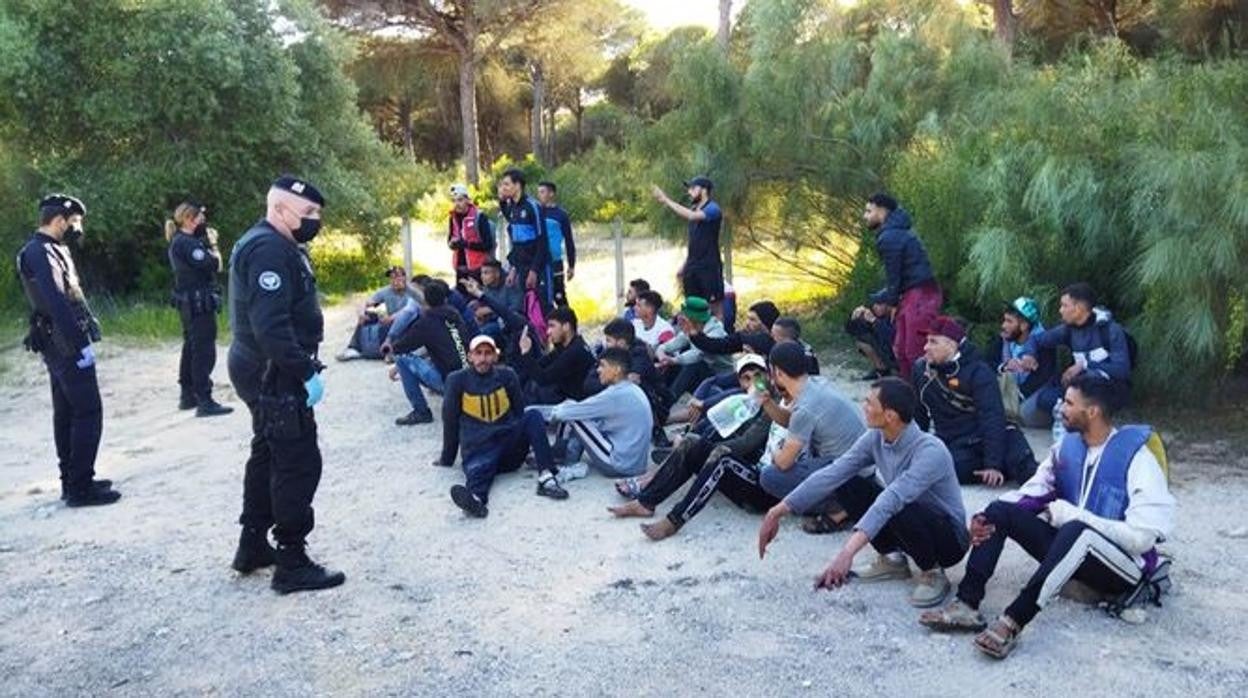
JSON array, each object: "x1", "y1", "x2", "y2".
[
  {"x1": 270, "y1": 545, "x2": 346, "y2": 594},
  {"x1": 60, "y1": 479, "x2": 113, "y2": 501},
  {"x1": 231, "y1": 527, "x2": 277, "y2": 574},
  {"x1": 64, "y1": 485, "x2": 122, "y2": 508},
  {"x1": 196, "y1": 399, "x2": 234, "y2": 417},
  {"x1": 179, "y1": 391, "x2": 198, "y2": 411}
]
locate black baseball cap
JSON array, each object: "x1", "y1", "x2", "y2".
[
  {"x1": 683, "y1": 176, "x2": 713, "y2": 190},
  {"x1": 38, "y1": 194, "x2": 86, "y2": 217}
]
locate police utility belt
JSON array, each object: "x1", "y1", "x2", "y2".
[
  {"x1": 257, "y1": 356, "x2": 324, "y2": 441},
  {"x1": 25, "y1": 310, "x2": 101, "y2": 357},
  {"x1": 171, "y1": 287, "x2": 222, "y2": 316}
]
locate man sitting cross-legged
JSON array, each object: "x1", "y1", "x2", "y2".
[
  {"x1": 542, "y1": 348, "x2": 654, "y2": 482},
  {"x1": 913, "y1": 316, "x2": 1038, "y2": 487},
  {"x1": 436, "y1": 335, "x2": 569, "y2": 518},
  {"x1": 918, "y1": 373, "x2": 1175, "y2": 660},
  {"x1": 758, "y1": 377, "x2": 970, "y2": 609},
  {"x1": 608, "y1": 354, "x2": 775, "y2": 538}
]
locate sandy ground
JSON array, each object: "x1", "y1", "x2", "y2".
[{"x1": 1, "y1": 301, "x2": 1247, "y2": 698}]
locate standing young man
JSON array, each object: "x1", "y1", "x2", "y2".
[
  {"x1": 17, "y1": 194, "x2": 117, "y2": 507},
  {"x1": 652, "y1": 175, "x2": 724, "y2": 315},
  {"x1": 438, "y1": 335, "x2": 569, "y2": 517},
  {"x1": 447, "y1": 183, "x2": 495, "y2": 276},
  {"x1": 498, "y1": 168, "x2": 551, "y2": 309},
  {"x1": 863, "y1": 193, "x2": 941, "y2": 383},
  {"x1": 536, "y1": 181, "x2": 576, "y2": 307}
]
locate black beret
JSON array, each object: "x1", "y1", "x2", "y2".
[
  {"x1": 39, "y1": 193, "x2": 86, "y2": 217},
  {"x1": 271, "y1": 175, "x2": 325, "y2": 206}
]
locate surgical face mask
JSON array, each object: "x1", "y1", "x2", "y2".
[{"x1": 293, "y1": 216, "x2": 322, "y2": 243}]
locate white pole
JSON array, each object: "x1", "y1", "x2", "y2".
[
  {"x1": 401, "y1": 215, "x2": 413, "y2": 276},
  {"x1": 614, "y1": 217, "x2": 625, "y2": 314}
]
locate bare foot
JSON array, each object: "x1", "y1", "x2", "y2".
[
  {"x1": 607, "y1": 501, "x2": 654, "y2": 518},
  {"x1": 641, "y1": 518, "x2": 677, "y2": 541}
]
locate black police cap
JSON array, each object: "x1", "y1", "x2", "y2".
[
  {"x1": 271, "y1": 175, "x2": 326, "y2": 207},
  {"x1": 38, "y1": 194, "x2": 86, "y2": 217}
]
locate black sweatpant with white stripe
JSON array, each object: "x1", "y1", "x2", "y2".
[
  {"x1": 957, "y1": 500, "x2": 1140, "y2": 627},
  {"x1": 664, "y1": 455, "x2": 778, "y2": 529}
]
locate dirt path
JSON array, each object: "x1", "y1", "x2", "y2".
[{"x1": 1, "y1": 302, "x2": 1245, "y2": 697}]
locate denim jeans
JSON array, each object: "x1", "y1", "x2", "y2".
[
  {"x1": 395, "y1": 353, "x2": 445, "y2": 412},
  {"x1": 462, "y1": 410, "x2": 556, "y2": 502}
]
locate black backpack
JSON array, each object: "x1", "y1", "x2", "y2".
[{"x1": 1099, "y1": 322, "x2": 1138, "y2": 370}]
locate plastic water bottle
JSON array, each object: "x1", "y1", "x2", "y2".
[{"x1": 707, "y1": 393, "x2": 761, "y2": 439}]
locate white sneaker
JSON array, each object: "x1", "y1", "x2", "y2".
[
  {"x1": 853, "y1": 552, "x2": 912, "y2": 582},
  {"x1": 556, "y1": 461, "x2": 589, "y2": 484},
  {"x1": 336, "y1": 348, "x2": 361, "y2": 361}
]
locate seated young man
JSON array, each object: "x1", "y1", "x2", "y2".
[
  {"x1": 986, "y1": 296, "x2": 1057, "y2": 427},
  {"x1": 470, "y1": 260, "x2": 522, "y2": 344},
  {"x1": 679, "y1": 300, "x2": 781, "y2": 408},
  {"x1": 587, "y1": 319, "x2": 673, "y2": 426},
  {"x1": 755, "y1": 342, "x2": 865, "y2": 505},
  {"x1": 631, "y1": 289, "x2": 676, "y2": 350},
  {"x1": 622, "y1": 278, "x2": 650, "y2": 323},
  {"x1": 913, "y1": 316, "x2": 1038, "y2": 486},
  {"x1": 758, "y1": 377, "x2": 969, "y2": 609},
  {"x1": 609, "y1": 354, "x2": 778, "y2": 541},
  {"x1": 385, "y1": 280, "x2": 470, "y2": 425},
  {"x1": 543, "y1": 348, "x2": 653, "y2": 481},
  {"x1": 845, "y1": 289, "x2": 898, "y2": 380},
  {"x1": 919, "y1": 374, "x2": 1175, "y2": 660},
  {"x1": 437, "y1": 335, "x2": 569, "y2": 517},
  {"x1": 337, "y1": 266, "x2": 420, "y2": 361},
  {"x1": 517, "y1": 306, "x2": 595, "y2": 405},
  {"x1": 657, "y1": 296, "x2": 733, "y2": 400},
  {"x1": 1017, "y1": 282, "x2": 1133, "y2": 430},
  {"x1": 772, "y1": 317, "x2": 820, "y2": 375}
]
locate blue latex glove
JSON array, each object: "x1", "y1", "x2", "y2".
[
  {"x1": 304, "y1": 372, "x2": 324, "y2": 408},
  {"x1": 76, "y1": 345, "x2": 96, "y2": 370}
]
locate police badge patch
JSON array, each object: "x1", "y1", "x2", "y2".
[
  {"x1": 192, "y1": 248, "x2": 207, "y2": 261},
  {"x1": 258, "y1": 271, "x2": 282, "y2": 291}
]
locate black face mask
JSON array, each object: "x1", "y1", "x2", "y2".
[
  {"x1": 63, "y1": 224, "x2": 83, "y2": 245},
  {"x1": 293, "y1": 216, "x2": 321, "y2": 244},
  {"x1": 193, "y1": 222, "x2": 208, "y2": 237}
]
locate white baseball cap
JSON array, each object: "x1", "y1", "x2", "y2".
[
  {"x1": 449, "y1": 183, "x2": 470, "y2": 199},
  {"x1": 734, "y1": 353, "x2": 767, "y2": 374},
  {"x1": 469, "y1": 334, "x2": 497, "y2": 352}
]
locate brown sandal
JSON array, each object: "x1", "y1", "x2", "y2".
[{"x1": 973, "y1": 616, "x2": 1021, "y2": 659}]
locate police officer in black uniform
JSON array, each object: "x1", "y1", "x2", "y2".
[
  {"x1": 227, "y1": 175, "x2": 344, "y2": 594},
  {"x1": 167, "y1": 200, "x2": 232, "y2": 417},
  {"x1": 16, "y1": 194, "x2": 120, "y2": 507}
]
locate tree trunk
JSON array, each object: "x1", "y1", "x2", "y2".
[
  {"x1": 988, "y1": 0, "x2": 1017, "y2": 54},
  {"x1": 398, "y1": 96, "x2": 415, "y2": 163},
  {"x1": 547, "y1": 104, "x2": 558, "y2": 166},
  {"x1": 717, "y1": 0, "x2": 732, "y2": 51},
  {"x1": 530, "y1": 62, "x2": 546, "y2": 166},
  {"x1": 457, "y1": 51, "x2": 481, "y2": 185},
  {"x1": 574, "y1": 91, "x2": 584, "y2": 153}
]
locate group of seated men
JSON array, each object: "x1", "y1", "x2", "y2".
[{"x1": 337, "y1": 263, "x2": 1172, "y2": 660}]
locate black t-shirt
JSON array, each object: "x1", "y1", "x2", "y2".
[{"x1": 685, "y1": 200, "x2": 723, "y2": 272}]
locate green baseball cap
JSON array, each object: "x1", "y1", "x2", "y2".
[
  {"x1": 681, "y1": 296, "x2": 711, "y2": 324},
  {"x1": 1005, "y1": 296, "x2": 1042, "y2": 326}
]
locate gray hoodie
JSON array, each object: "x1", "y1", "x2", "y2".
[{"x1": 784, "y1": 421, "x2": 968, "y2": 547}]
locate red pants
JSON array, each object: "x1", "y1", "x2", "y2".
[{"x1": 893, "y1": 281, "x2": 943, "y2": 382}]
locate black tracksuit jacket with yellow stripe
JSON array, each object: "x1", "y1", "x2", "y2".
[{"x1": 440, "y1": 364, "x2": 527, "y2": 465}]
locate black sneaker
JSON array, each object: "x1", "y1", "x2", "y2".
[
  {"x1": 271, "y1": 562, "x2": 346, "y2": 594},
  {"x1": 450, "y1": 485, "x2": 488, "y2": 518},
  {"x1": 178, "y1": 393, "x2": 198, "y2": 410},
  {"x1": 395, "y1": 409, "x2": 434, "y2": 426},
  {"x1": 64, "y1": 487, "x2": 122, "y2": 508},
  {"x1": 231, "y1": 527, "x2": 277, "y2": 574},
  {"x1": 60, "y1": 479, "x2": 113, "y2": 501},
  {"x1": 536, "y1": 474, "x2": 569, "y2": 500},
  {"x1": 196, "y1": 400, "x2": 234, "y2": 417}
]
